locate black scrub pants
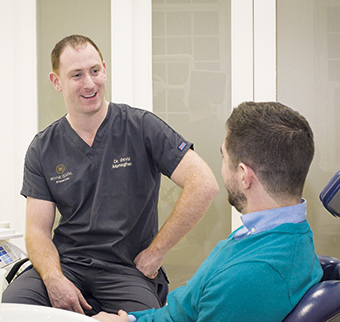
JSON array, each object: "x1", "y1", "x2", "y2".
[{"x1": 2, "y1": 262, "x2": 168, "y2": 316}]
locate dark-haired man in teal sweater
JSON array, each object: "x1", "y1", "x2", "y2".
[{"x1": 93, "y1": 101, "x2": 323, "y2": 322}]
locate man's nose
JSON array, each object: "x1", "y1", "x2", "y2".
[{"x1": 83, "y1": 74, "x2": 95, "y2": 89}]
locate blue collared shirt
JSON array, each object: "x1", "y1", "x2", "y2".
[
  {"x1": 128, "y1": 315, "x2": 137, "y2": 322},
  {"x1": 234, "y1": 199, "x2": 307, "y2": 239}
]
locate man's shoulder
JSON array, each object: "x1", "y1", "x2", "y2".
[
  {"x1": 29, "y1": 116, "x2": 66, "y2": 152},
  {"x1": 110, "y1": 102, "x2": 147, "y2": 116},
  {"x1": 110, "y1": 102, "x2": 162, "y2": 124},
  {"x1": 36, "y1": 116, "x2": 65, "y2": 139}
]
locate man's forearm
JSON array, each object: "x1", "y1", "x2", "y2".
[
  {"x1": 149, "y1": 171, "x2": 219, "y2": 258},
  {"x1": 25, "y1": 197, "x2": 63, "y2": 283},
  {"x1": 25, "y1": 228, "x2": 64, "y2": 283},
  {"x1": 134, "y1": 151, "x2": 219, "y2": 277},
  {"x1": 25, "y1": 224, "x2": 91, "y2": 313}
]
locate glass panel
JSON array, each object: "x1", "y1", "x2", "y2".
[
  {"x1": 152, "y1": 0, "x2": 231, "y2": 290},
  {"x1": 277, "y1": 0, "x2": 340, "y2": 258},
  {"x1": 37, "y1": 0, "x2": 111, "y2": 131}
]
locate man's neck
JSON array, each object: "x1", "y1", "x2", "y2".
[
  {"x1": 66, "y1": 101, "x2": 109, "y2": 147},
  {"x1": 244, "y1": 188, "x2": 301, "y2": 215}
]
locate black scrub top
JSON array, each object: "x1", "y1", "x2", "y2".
[{"x1": 21, "y1": 103, "x2": 193, "y2": 270}]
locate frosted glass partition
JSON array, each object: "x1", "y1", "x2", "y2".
[
  {"x1": 277, "y1": 0, "x2": 340, "y2": 258},
  {"x1": 152, "y1": 0, "x2": 231, "y2": 290}
]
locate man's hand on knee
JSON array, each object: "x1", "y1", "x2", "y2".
[{"x1": 45, "y1": 274, "x2": 92, "y2": 314}]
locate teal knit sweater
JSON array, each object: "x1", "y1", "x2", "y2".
[{"x1": 132, "y1": 221, "x2": 323, "y2": 322}]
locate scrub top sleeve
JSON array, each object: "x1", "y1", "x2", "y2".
[
  {"x1": 20, "y1": 139, "x2": 55, "y2": 202},
  {"x1": 142, "y1": 112, "x2": 193, "y2": 178}
]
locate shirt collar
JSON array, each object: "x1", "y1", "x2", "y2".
[{"x1": 234, "y1": 199, "x2": 307, "y2": 239}]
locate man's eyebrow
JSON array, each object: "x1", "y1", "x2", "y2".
[
  {"x1": 91, "y1": 64, "x2": 102, "y2": 69},
  {"x1": 67, "y1": 68, "x2": 83, "y2": 76},
  {"x1": 68, "y1": 64, "x2": 101, "y2": 75},
  {"x1": 220, "y1": 146, "x2": 223, "y2": 155}
]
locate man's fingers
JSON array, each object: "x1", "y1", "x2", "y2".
[
  {"x1": 77, "y1": 290, "x2": 92, "y2": 312},
  {"x1": 80, "y1": 296, "x2": 92, "y2": 310},
  {"x1": 118, "y1": 310, "x2": 128, "y2": 318}
]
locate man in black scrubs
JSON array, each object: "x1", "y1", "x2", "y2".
[{"x1": 2, "y1": 35, "x2": 219, "y2": 315}]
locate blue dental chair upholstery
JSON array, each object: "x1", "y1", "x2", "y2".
[
  {"x1": 283, "y1": 256, "x2": 340, "y2": 321},
  {"x1": 284, "y1": 172, "x2": 340, "y2": 321}
]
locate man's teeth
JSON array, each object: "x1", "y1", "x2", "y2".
[{"x1": 83, "y1": 93, "x2": 96, "y2": 98}]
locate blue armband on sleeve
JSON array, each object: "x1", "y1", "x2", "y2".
[{"x1": 128, "y1": 314, "x2": 137, "y2": 322}]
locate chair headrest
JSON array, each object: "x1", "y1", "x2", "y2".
[
  {"x1": 318, "y1": 255, "x2": 340, "y2": 281},
  {"x1": 320, "y1": 171, "x2": 340, "y2": 217}
]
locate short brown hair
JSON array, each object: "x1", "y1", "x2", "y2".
[
  {"x1": 51, "y1": 34, "x2": 104, "y2": 74},
  {"x1": 225, "y1": 102, "x2": 314, "y2": 198}
]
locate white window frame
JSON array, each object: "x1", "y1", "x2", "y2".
[
  {"x1": 231, "y1": 0, "x2": 276, "y2": 230},
  {"x1": 111, "y1": 0, "x2": 153, "y2": 111},
  {"x1": 0, "y1": 0, "x2": 37, "y2": 249}
]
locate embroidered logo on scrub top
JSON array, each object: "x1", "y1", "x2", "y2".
[
  {"x1": 49, "y1": 164, "x2": 73, "y2": 184},
  {"x1": 178, "y1": 141, "x2": 187, "y2": 151},
  {"x1": 56, "y1": 164, "x2": 65, "y2": 174}
]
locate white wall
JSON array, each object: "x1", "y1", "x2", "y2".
[
  {"x1": 0, "y1": 0, "x2": 38, "y2": 250},
  {"x1": 111, "y1": 0, "x2": 153, "y2": 111},
  {"x1": 231, "y1": 0, "x2": 276, "y2": 230}
]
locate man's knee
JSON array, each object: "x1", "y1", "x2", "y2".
[
  {"x1": 101, "y1": 275, "x2": 167, "y2": 313},
  {"x1": 2, "y1": 267, "x2": 50, "y2": 306}
]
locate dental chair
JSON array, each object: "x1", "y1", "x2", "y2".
[{"x1": 284, "y1": 171, "x2": 340, "y2": 321}]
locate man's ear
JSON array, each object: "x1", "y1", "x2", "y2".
[
  {"x1": 49, "y1": 72, "x2": 62, "y2": 92},
  {"x1": 239, "y1": 162, "x2": 256, "y2": 190},
  {"x1": 102, "y1": 61, "x2": 107, "y2": 81}
]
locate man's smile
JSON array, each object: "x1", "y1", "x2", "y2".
[{"x1": 81, "y1": 92, "x2": 97, "y2": 99}]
